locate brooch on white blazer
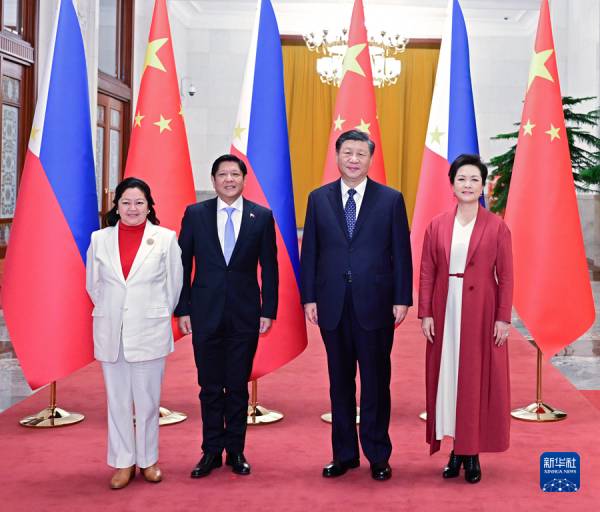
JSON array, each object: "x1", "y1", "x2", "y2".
[{"x1": 147, "y1": 238, "x2": 154, "y2": 245}]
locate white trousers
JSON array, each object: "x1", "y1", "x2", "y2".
[{"x1": 101, "y1": 343, "x2": 165, "y2": 468}]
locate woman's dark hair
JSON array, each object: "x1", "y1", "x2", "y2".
[
  {"x1": 103, "y1": 177, "x2": 160, "y2": 227},
  {"x1": 448, "y1": 154, "x2": 488, "y2": 184}
]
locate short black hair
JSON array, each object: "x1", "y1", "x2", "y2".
[
  {"x1": 211, "y1": 154, "x2": 247, "y2": 177},
  {"x1": 335, "y1": 130, "x2": 375, "y2": 156},
  {"x1": 103, "y1": 177, "x2": 160, "y2": 227},
  {"x1": 448, "y1": 154, "x2": 488, "y2": 184}
]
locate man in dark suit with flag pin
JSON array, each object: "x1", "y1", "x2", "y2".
[
  {"x1": 176, "y1": 154, "x2": 278, "y2": 478},
  {"x1": 301, "y1": 130, "x2": 412, "y2": 481}
]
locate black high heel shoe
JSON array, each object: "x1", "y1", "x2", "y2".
[
  {"x1": 463, "y1": 455, "x2": 481, "y2": 484},
  {"x1": 442, "y1": 450, "x2": 463, "y2": 478}
]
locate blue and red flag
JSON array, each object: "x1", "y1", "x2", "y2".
[
  {"x1": 231, "y1": 0, "x2": 307, "y2": 379},
  {"x1": 411, "y1": 0, "x2": 479, "y2": 289},
  {"x1": 1, "y1": 0, "x2": 98, "y2": 389}
]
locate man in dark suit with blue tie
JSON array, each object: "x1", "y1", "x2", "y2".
[
  {"x1": 301, "y1": 130, "x2": 412, "y2": 481},
  {"x1": 175, "y1": 154, "x2": 278, "y2": 478}
]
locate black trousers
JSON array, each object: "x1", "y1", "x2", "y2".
[
  {"x1": 193, "y1": 310, "x2": 258, "y2": 455},
  {"x1": 320, "y1": 285, "x2": 394, "y2": 464}
]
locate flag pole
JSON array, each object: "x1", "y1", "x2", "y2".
[
  {"x1": 247, "y1": 379, "x2": 283, "y2": 425},
  {"x1": 121, "y1": 0, "x2": 196, "y2": 428},
  {"x1": 19, "y1": 381, "x2": 84, "y2": 428},
  {"x1": 511, "y1": 341, "x2": 567, "y2": 422}
]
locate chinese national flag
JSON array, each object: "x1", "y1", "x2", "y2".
[
  {"x1": 123, "y1": 0, "x2": 195, "y2": 234},
  {"x1": 504, "y1": 0, "x2": 595, "y2": 357},
  {"x1": 321, "y1": 0, "x2": 386, "y2": 184}
]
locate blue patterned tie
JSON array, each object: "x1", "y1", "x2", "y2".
[
  {"x1": 223, "y1": 207, "x2": 235, "y2": 264},
  {"x1": 345, "y1": 189, "x2": 357, "y2": 238}
]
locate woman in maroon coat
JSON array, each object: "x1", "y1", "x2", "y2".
[{"x1": 419, "y1": 154, "x2": 513, "y2": 484}]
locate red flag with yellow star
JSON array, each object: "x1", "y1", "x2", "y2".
[
  {"x1": 504, "y1": 0, "x2": 595, "y2": 357},
  {"x1": 123, "y1": 0, "x2": 195, "y2": 233},
  {"x1": 321, "y1": 0, "x2": 386, "y2": 184}
]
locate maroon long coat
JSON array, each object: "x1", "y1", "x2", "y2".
[{"x1": 418, "y1": 206, "x2": 513, "y2": 455}]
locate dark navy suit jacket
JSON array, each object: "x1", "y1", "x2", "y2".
[
  {"x1": 175, "y1": 197, "x2": 278, "y2": 336},
  {"x1": 300, "y1": 178, "x2": 412, "y2": 331}
]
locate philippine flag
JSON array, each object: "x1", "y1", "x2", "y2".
[
  {"x1": 410, "y1": 0, "x2": 479, "y2": 290},
  {"x1": 230, "y1": 0, "x2": 307, "y2": 380},
  {"x1": 1, "y1": 0, "x2": 99, "y2": 389}
]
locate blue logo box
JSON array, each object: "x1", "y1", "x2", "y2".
[{"x1": 540, "y1": 452, "x2": 580, "y2": 492}]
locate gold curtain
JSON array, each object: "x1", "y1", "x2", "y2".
[{"x1": 282, "y1": 40, "x2": 440, "y2": 226}]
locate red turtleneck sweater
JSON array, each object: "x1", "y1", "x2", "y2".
[{"x1": 119, "y1": 221, "x2": 146, "y2": 279}]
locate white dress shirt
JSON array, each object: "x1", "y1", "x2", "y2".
[
  {"x1": 341, "y1": 178, "x2": 367, "y2": 217},
  {"x1": 217, "y1": 195, "x2": 243, "y2": 254}
]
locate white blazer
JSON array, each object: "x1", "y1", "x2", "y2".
[{"x1": 85, "y1": 221, "x2": 183, "y2": 363}]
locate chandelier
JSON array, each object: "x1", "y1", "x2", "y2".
[{"x1": 303, "y1": 29, "x2": 408, "y2": 88}]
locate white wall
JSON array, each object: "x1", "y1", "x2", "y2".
[
  {"x1": 470, "y1": 34, "x2": 532, "y2": 160},
  {"x1": 182, "y1": 27, "x2": 252, "y2": 191},
  {"x1": 554, "y1": 0, "x2": 600, "y2": 104},
  {"x1": 553, "y1": 0, "x2": 600, "y2": 266}
]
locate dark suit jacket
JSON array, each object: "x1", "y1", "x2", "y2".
[
  {"x1": 175, "y1": 197, "x2": 278, "y2": 335},
  {"x1": 300, "y1": 178, "x2": 412, "y2": 331}
]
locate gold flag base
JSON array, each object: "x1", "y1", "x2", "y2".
[
  {"x1": 20, "y1": 406, "x2": 84, "y2": 428},
  {"x1": 321, "y1": 407, "x2": 360, "y2": 424},
  {"x1": 158, "y1": 406, "x2": 187, "y2": 426},
  {"x1": 510, "y1": 342, "x2": 567, "y2": 423},
  {"x1": 247, "y1": 380, "x2": 283, "y2": 425},
  {"x1": 19, "y1": 382, "x2": 84, "y2": 428},
  {"x1": 247, "y1": 404, "x2": 284, "y2": 425},
  {"x1": 511, "y1": 401, "x2": 567, "y2": 422}
]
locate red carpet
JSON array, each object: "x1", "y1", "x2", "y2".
[
  {"x1": 1, "y1": 311, "x2": 599, "y2": 511},
  {"x1": 580, "y1": 390, "x2": 600, "y2": 413}
]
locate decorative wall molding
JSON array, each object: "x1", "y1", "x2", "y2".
[{"x1": 0, "y1": 34, "x2": 34, "y2": 65}]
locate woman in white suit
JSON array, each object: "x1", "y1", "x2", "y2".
[{"x1": 86, "y1": 177, "x2": 183, "y2": 489}]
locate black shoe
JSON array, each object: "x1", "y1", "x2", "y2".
[
  {"x1": 190, "y1": 453, "x2": 222, "y2": 478},
  {"x1": 370, "y1": 461, "x2": 392, "y2": 481},
  {"x1": 463, "y1": 455, "x2": 481, "y2": 484},
  {"x1": 322, "y1": 458, "x2": 360, "y2": 478},
  {"x1": 443, "y1": 450, "x2": 464, "y2": 479},
  {"x1": 225, "y1": 452, "x2": 251, "y2": 475}
]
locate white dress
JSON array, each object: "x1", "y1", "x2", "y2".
[{"x1": 435, "y1": 216, "x2": 475, "y2": 440}]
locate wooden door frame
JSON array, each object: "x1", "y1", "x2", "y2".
[
  {"x1": 97, "y1": 0, "x2": 134, "y2": 214},
  {"x1": 97, "y1": 93, "x2": 129, "y2": 215},
  {"x1": 0, "y1": 0, "x2": 37, "y2": 258}
]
